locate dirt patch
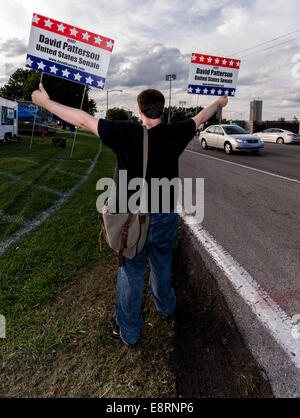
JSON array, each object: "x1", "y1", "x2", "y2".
[
  {"x1": 1, "y1": 218, "x2": 274, "y2": 398},
  {"x1": 170, "y1": 221, "x2": 274, "y2": 398},
  {"x1": 0, "y1": 257, "x2": 176, "y2": 398}
]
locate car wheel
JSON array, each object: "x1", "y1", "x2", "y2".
[
  {"x1": 276, "y1": 137, "x2": 284, "y2": 144},
  {"x1": 224, "y1": 142, "x2": 232, "y2": 154},
  {"x1": 201, "y1": 138, "x2": 208, "y2": 149}
]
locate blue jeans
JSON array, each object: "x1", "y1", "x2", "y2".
[{"x1": 115, "y1": 211, "x2": 178, "y2": 345}]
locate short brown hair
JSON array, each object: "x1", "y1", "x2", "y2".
[{"x1": 137, "y1": 89, "x2": 165, "y2": 119}]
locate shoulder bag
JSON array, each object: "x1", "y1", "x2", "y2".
[{"x1": 99, "y1": 125, "x2": 150, "y2": 266}]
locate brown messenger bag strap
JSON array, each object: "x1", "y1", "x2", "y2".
[
  {"x1": 118, "y1": 125, "x2": 149, "y2": 266},
  {"x1": 118, "y1": 213, "x2": 134, "y2": 266}
]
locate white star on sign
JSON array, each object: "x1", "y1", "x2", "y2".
[
  {"x1": 74, "y1": 73, "x2": 82, "y2": 81},
  {"x1": 97, "y1": 80, "x2": 104, "y2": 88},
  {"x1": 207, "y1": 57, "x2": 212, "y2": 63},
  {"x1": 37, "y1": 61, "x2": 46, "y2": 70},
  {"x1": 49, "y1": 65, "x2": 58, "y2": 74},
  {"x1": 229, "y1": 60, "x2": 234, "y2": 66},
  {"x1": 44, "y1": 18, "x2": 53, "y2": 28},
  {"x1": 203, "y1": 88, "x2": 208, "y2": 94},
  {"x1": 231, "y1": 91, "x2": 235, "y2": 96},
  {"x1": 217, "y1": 89, "x2": 222, "y2": 95},
  {"x1": 191, "y1": 54, "x2": 197, "y2": 61},
  {"x1": 106, "y1": 40, "x2": 114, "y2": 49},
  {"x1": 26, "y1": 57, "x2": 33, "y2": 67},
  {"x1": 215, "y1": 58, "x2": 220, "y2": 64},
  {"x1": 94, "y1": 36, "x2": 102, "y2": 44},
  {"x1": 32, "y1": 14, "x2": 40, "y2": 24},
  {"x1": 62, "y1": 68, "x2": 70, "y2": 78},
  {"x1": 236, "y1": 61, "x2": 240, "y2": 67},
  {"x1": 224, "y1": 89, "x2": 229, "y2": 95},
  {"x1": 82, "y1": 31, "x2": 90, "y2": 40},
  {"x1": 195, "y1": 87, "x2": 201, "y2": 94},
  {"x1": 222, "y1": 59, "x2": 227, "y2": 65},
  {"x1": 70, "y1": 27, "x2": 78, "y2": 37},
  {"x1": 199, "y1": 56, "x2": 205, "y2": 62},
  {"x1": 211, "y1": 89, "x2": 215, "y2": 95},
  {"x1": 86, "y1": 76, "x2": 94, "y2": 84},
  {"x1": 188, "y1": 87, "x2": 193, "y2": 93},
  {"x1": 57, "y1": 23, "x2": 66, "y2": 32}
]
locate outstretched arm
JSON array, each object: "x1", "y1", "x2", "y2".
[
  {"x1": 31, "y1": 83, "x2": 99, "y2": 136},
  {"x1": 192, "y1": 95, "x2": 228, "y2": 129}
]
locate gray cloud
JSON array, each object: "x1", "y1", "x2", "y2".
[
  {"x1": 0, "y1": 38, "x2": 27, "y2": 57},
  {"x1": 106, "y1": 43, "x2": 189, "y2": 90}
]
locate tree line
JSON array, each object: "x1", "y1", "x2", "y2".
[
  {"x1": 0, "y1": 68, "x2": 97, "y2": 116},
  {"x1": 1, "y1": 68, "x2": 220, "y2": 125}
]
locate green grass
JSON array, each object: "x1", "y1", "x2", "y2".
[
  {"x1": 0, "y1": 137, "x2": 112, "y2": 318},
  {"x1": 0, "y1": 131, "x2": 99, "y2": 242},
  {"x1": 0, "y1": 134, "x2": 176, "y2": 398},
  {"x1": 0, "y1": 130, "x2": 272, "y2": 399}
]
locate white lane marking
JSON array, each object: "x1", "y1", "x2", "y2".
[
  {"x1": 0, "y1": 210, "x2": 25, "y2": 224},
  {"x1": 53, "y1": 168, "x2": 83, "y2": 178},
  {"x1": 185, "y1": 149, "x2": 300, "y2": 185},
  {"x1": 13, "y1": 157, "x2": 40, "y2": 166},
  {"x1": 0, "y1": 170, "x2": 63, "y2": 196},
  {"x1": 11, "y1": 157, "x2": 84, "y2": 178},
  {"x1": 182, "y1": 214, "x2": 300, "y2": 370},
  {"x1": 0, "y1": 142, "x2": 102, "y2": 256}
]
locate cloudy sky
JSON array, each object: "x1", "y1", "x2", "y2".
[{"x1": 1, "y1": 0, "x2": 300, "y2": 120}]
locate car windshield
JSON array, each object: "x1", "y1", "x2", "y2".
[{"x1": 223, "y1": 126, "x2": 248, "y2": 135}]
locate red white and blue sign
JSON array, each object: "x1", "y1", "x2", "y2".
[
  {"x1": 26, "y1": 13, "x2": 115, "y2": 89},
  {"x1": 188, "y1": 53, "x2": 241, "y2": 97}
]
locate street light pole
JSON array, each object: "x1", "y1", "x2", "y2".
[
  {"x1": 106, "y1": 89, "x2": 123, "y2": 118},
  {"x1": 165, "y1": 74, "x2": 176, "y2": 124},
  {"x1": 106, "y1": 91, "x2": 108, "y2": 117}
]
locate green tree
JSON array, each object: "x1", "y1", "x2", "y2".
[
  {"x1": 106, "y1": 107, "x2": 129, "y2": 121},
  {"x1": 163, "y1": 106, "x2": 204, "y2": 124},
  {"x1": 0, "y1": 68, "x2": 97, "y2": 116},
  {"x1": 0, "y1": 68, "x2": 31, "y2": 101},
  {"x1": 129, "y1": 115, "x2": 140, "y2": 124}
]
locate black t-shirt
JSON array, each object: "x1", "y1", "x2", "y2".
[{"x1": 98, "y1": 118, "x2": 196, "y2": 212}]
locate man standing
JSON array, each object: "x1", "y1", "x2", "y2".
[{"x1": 32, "y1": 84, "x2": 228, "y2": 346}]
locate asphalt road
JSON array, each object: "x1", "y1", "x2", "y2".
[{"x1": 179, "y1": 138, "x2": 300, "y2": 317}]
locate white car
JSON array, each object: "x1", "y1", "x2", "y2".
[
  {"x1": 254, "y1": 128, "x2": 300, "y2": 144},
  {"x1": 199, "y1": 124, "x2": 264, "y2": 154}
]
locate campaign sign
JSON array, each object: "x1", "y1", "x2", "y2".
[
  {"x1": 26, "y1": 13, "x2": 115, "y2": 89},
  {"x1": 188, "y1": 53, "x2": 241, "y2": 97}
]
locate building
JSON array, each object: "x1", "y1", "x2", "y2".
[{"x1": 250, "y1": 100, "x2": 263, "y2": 122}]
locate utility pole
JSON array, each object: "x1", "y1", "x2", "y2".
[{"x1": 165, "y1": 74, "x2": 176, "y2": 124}]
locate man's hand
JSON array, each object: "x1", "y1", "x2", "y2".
[
  {"x1": 30, "y1": 83, "x2": 99, "y2": 136},
  {"x1": 31, "y1": 83, "x2": 50, "y2": 108},
  {"x1": 192, "y1": 94, "x2": 228, "y2": 128},
  {"x1": 218, "y1": 94, "x2": 228, "y2": 107}
]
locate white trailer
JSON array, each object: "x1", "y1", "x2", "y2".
[{"x1": 0, "y1": 97, "x2": 18, "y2": 142}]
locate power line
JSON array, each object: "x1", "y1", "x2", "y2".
[
  {"x1": 230, "y1": 28, "x2": 300, "y2": 57},
  {"x1": 240, "y1": 35, "x2": 300, "y2": 59}
]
